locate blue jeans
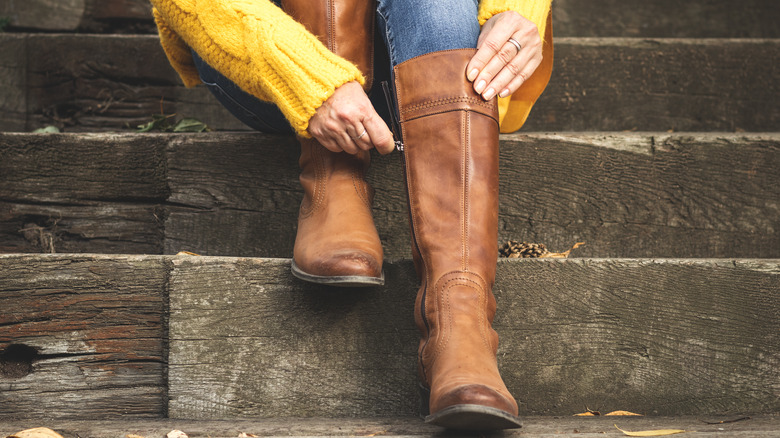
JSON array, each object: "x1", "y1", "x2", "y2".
[{"x1": 193, "y1": 0, "x2": 481, "y2": 133}]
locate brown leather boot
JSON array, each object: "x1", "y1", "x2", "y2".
[
  {"x1": 292, "y1": 138, "x2": 384, "y2": 285},
  {"x1": 283, "y1": 0, "x2": 383, "y2": 285},
  {"x1": 394, "y1": 49, "x2": 521, "y2": 429}
]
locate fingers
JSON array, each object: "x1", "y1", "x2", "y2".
[
  {"x1": 468, "y1": 11, "x2": 543, "y2": 100},
  {"x1": 466, "y1": 14, "x2": 517, "y2": 82},
  {"x1": 362, "y1": 112, "x2": 395, "y2": 155},
  {"x1": 308, "y1": 81, "x2": 395, "y2": 155}
]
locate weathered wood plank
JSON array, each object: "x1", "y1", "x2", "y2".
[
  {"x1": 525, "y1": 38, "x2": 780, "y2": 132},
  {"x1": 552, "y1": 0, "x2": 780, "y2": 38},
  {"x1": 168, "y1": 257, "x2": 780, "y2": 417},
  {"x1": 2, "y1": 35, "x2": 778, "y2": 132},
  {"x1": 0, "y1": 35, "x2": 27, "y2": 132},
  {"x1": 0, "y1": 132, "x2": 169, "y2": 203},
  {"x1": 0, "y1": 201, "x2": 165, "y2": 254},
  {"x1": 0, "y1": 0, "x2": 154, "y2": 32},
  {"x1": 0, "y1": 254, "x2": 167, "y2": 419},
  {"x1": 1, "y1": 132, "x2": 778, "y2": 258},
  {"x1": 161, "y1": 132, "x2": 780, "y2": 259},
  {"x1": 498, "y1": 132, "x2": 780, "y2": 258},
  {"x1": 19, "y1": 34, "x2": 244, "y2": 133},
  {"x1": 0, "y1": 0, "x2": 85, "y2": 31},
  {"x1": 1, "y1": 416, "x2": 780, "y2": 438},
  {"x1": 4, "y1": 0, "x2": 779, "y2": 39}
]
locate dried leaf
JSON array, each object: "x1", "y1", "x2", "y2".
[
  {"x1": 605, "y1": 411, "x2": 643, "y2": 416},
  {"x1": 137, "y1": 114, "x2": 175, "y2": 132},
  {"x1": 574, "y1": 411, "x2": 599, "y2": 416},
  {"x1": 176, "y1": 251, "x2": 202, "y2": 256},
  {"x1": 6, "y1": 428, "x2": 64, "y2": 438},
  {"x1": 540, "y1": 242, "x2": 586, "y2": 258},
  {"x1": 32, "y1": 126, "x2": 61, "y2": 134},
  {"x1": 173, "y1": 118, "x2": 209, "y2": 132},
  {"x1": 167, "y1": 431, "x2": 188, "y2": 438},
  {"x1": 700, "y1": 416, "x2": 750, "y2": 424},
  {"x1": 238, "y1": 433, "x2": 257, "y2": 437},
  {"x1": 126, "y1": 435, "x2": 146, "y2": 438},
  {"x1": 615, "y1": 425, "x2": 687, "y2": 436}
]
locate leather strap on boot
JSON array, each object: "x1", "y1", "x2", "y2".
[{"x1": 395, "y1": 49, "x2": 521, "y2": 430}]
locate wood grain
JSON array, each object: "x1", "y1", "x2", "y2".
[
  {"x1": 1, "y1": 416, "x2": 780, "y2": 437},
  {"x1": 1, "y1": 132, "x2": 778, "y2": 258},
  {"x1": 1, "y1": 255, "x2": 777, "y2": 418},
  {"x1": 167, "y1": 257, "x2": 780, "y2": 417},
  {"x1": 552, "y1": 0, "x2": 780, "y2": 38},
  {"x1": 2, "y1": 35, "x2": 778, "y2": 132},
  {"x1": 4, "y1": 0, "x2": 778, "y2": 38},
  {"x1": 525, "y1": 38, "x2": 780, "y2": 132},
  {"x1": 0, "y1": 254, "x2": 167, "y2": 419}
]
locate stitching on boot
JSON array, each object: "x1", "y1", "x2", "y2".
[
  {"x1": 400, "y1": 96, "x2": 495, "y2": 114},
  {"x1": 463, "y1": 111, "x2": 470, "y2": 271},
  {"x1": 427, "y1": 275, "x2": 489, "y2": 366}
]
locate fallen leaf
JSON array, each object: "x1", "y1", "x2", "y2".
[
  {"x1": 540, "y1": 242, "x2": 586, "y2": 258},
  {"x1": 126, "y1": 435, "x2": 146, "y2": 438},
  {"x1": 32, "y1": 126, "x2": 61, "y2": 134},
  {"x1": 700, "y1": 416, "x2": 750, "y2": 424},
  {"x1": 605, "y1": 411, "x2": 643, "y2": 416},
  {"x1": 615, "y1": 425, "x2": 687, "y2": 436},
  {"x1": 6, "y1": 428, "x2": 64, "y2": 438},
  {"x1": 574, "y1": 411, "x2": 599, "y2": 416},
  {"x1": 173, "y1": 118, "x2": 209, "y2": 133},
  {"x1": 237, "y1": 433, "x2": 257, "y2": 437},
  {"x1": 167, "y1": 431, "x2": 188, "y2": 438},
  {"x1": 176, "y1": 251, "x2": 201, "y2": 256}
]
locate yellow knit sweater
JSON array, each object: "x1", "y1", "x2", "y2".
[{"x1": 150, "y1": 0, "x2": 553, "y2": 136}]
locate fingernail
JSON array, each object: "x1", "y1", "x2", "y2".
[
  {"x1": 499, "y1": 88, "x2": 511, "y2": 98},
  {"x1": 475, "y1": 80, "x2": 486, "y2": 94},
  {"x1": 483, "y1": 88, "x2": 496, "y2": 100},
  {"x1": 468, "y1": 68, "x2": 479, "y2": 81}
]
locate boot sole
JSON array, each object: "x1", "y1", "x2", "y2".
[
  {"x1": 419, "y1": 384, "x2": 522, "y2": 430},
  {"x1": 291, "y1": 260, "x2": 385, "y2": 287},
  {"x1": 424, "y1": 404, "x2": 523, "y2": 430}
]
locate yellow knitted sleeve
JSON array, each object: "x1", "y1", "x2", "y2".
[
  {"x1": 478, "y1": 0, "x2": 552, "y2": 40},
  {"x1": 149, "y1": 0, "x2": 365, "y2": 137}
]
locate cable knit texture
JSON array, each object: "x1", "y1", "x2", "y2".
[{"x1": 150, "y1": 0, "x2": 552, "y2": 135}]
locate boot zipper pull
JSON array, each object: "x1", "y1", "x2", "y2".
[{"x1": 381, "y1": 81, "x2": 404, "y2": 152}]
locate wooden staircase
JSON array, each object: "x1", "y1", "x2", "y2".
[{"x1": 1, "y1": 0, "x2": 778, "y2": 435}]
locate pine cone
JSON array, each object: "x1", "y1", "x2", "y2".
[{"x1": 499, "y1": 240, "x2": 549, "y2": 258}]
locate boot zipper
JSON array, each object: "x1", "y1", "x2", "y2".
[{"x1": 383, "y1": 81, "x2": 430, "y2": 377}]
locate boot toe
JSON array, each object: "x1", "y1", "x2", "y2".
[
  {"x1": 292, "y1": 250, "x2": 383, "y2": 286},
  {"x1": 427, "y1": 384, "x2": 520, "y2": 430},
  {"x1": 432, "y1": 384, "x2": 518, "y2": 417}
]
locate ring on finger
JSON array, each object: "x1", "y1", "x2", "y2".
[
  {"x1": 352, "y1": 127, "x2": 367, "y2": 140},
  {"x1": 507, "y1": 37, "x2": 522, "y2": 53}
]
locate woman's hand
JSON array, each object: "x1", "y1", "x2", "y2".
[
  {"x1": 466, "y1": 11, "x2": 543, "y2": 100},
  {"x1": 308, "y1": 81, "x2": 395, "y2": 155}
]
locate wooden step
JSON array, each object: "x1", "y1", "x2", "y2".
[
  {"x1": 552, "y1": 0, "x2": 780, "y2": 38},
  {"x1": 1, "y1": 254, "x2": 778, "y2": 419},
  {"x1": 2, "y1": 132, "x2": 778, "y2": 259},
  {"x1": 1, "y1": 416, "x2": 779, "y2": 437},
  {"x1": 3, "y1": 0, "x2": 779, "y2": 38},
  {"x1": 1, "y1": 35, "x2": 778, "y2": 132}
]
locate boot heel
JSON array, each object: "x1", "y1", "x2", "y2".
[{"x1": 418, "y1": 383, "x2": 431, "y2": 418}]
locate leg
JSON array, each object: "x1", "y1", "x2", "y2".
[
  {"x1": 378, "y1": 0, "x2": 522, "y2": 430},
  {"x1": 192, "y1": 51, "x2": 293, "y2": 135},
  {"x1": 285, "y1": 0, "x2": 385, "y2": 286}
]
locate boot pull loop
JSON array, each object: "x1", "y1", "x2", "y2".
[{"x1": 381, "y1": 81, "x2": 404, "y2": 152}]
